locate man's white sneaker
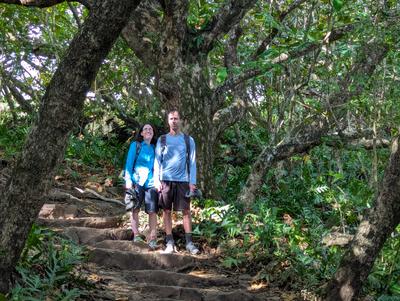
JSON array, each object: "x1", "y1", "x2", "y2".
[
  {"x1": 162, "y1": 241, "x2": 175, "y2": 254},
  {"x1": 186, "y1": 242, "x2": 199, "y2": 255}
]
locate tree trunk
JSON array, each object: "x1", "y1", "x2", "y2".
[
  {"x1": 178, "y1": 63, "x2": 217, "y2": 197},
  {"x1": 0, "y1": 0, "x2": 140, "y2": 293},
  {"x1": 325, "y1": 137, "x2": 400, "y2": 300},
  {"x1": 120, "y1": 0, "x2": 258, "y2": 198},
  {"x1": 159, "y1": 60, "x2": 218, "y2": 197}
]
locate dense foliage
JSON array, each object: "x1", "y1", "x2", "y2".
[
  {"x1": 194, "y1": 122, "x2": 400, "y2": 299},
  {"x1": 10, "y1": 225, "x2": 86, "y2": 300},
  {"x1": 1, "y1": 0, "x2": 400, "y2": 299}
]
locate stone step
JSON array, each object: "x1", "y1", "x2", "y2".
[
  {"x1": 91, "y1": 266, "x2": 237, "y2": 289},
  {"x1": 138, "y1": 284, "x2": 204, "y2": 301},
  {"x1": 39, "y1": 203, "x2": 80, "y2": 219},
  {"x1": 63, "y1": 226, "x2": 131, "y2": 245},
  {"x1": 93, "y1": 239, "x2": 204, "y2": 257},
  {"x1": 80, "y1": 265, "x2": 266, "y2": 301},
  {"x1": 137, "y1": 285, "x2": 264, "y2": 301},
  {"x1": 37, "y1": 216, "x2": 123, "y2": 229},
  {"x1": 121, "y1": 269, "x2": 237, "y2": 289},
  {"x1": 88, "y1": 247, "x2": 197, "y2": 271},
  {"x1": 94, "y1": 240, "x2": 149, "y2": 253}
]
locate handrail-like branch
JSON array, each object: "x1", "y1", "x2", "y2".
[{"x1": 0, "y1": 0, "x2": 92, "y2": 8}]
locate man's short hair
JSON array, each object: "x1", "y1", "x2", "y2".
[{"x1": 167, "y1": 109, "x2": 180, "y2": 118}]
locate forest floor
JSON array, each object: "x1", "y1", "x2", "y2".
[{"x1": 35, "y1": 165, "x2": 307, "y2": 301}]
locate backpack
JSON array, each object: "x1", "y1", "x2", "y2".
[
  {"x1": 120, "y1": 141, "x2": 142, "y2": 180},
  {"x1": 132, "y1": 141, "x2": 142, "y2": 170},
  {"x1": 160, "y1": 134, "x2": 191, "y2": 179}
]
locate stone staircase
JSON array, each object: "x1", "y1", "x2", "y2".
[{"x1": 37, "y1": 197, "x2": 280, "y2": 301}]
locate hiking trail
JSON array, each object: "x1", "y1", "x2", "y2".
[{"x1": 37, "y1": 182, "x2": 289, "y2": 301}]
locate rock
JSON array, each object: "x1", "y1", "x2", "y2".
[{"x1": 39, "y1": 203, "x2": 79, "y2": 219}]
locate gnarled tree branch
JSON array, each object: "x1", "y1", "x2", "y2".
[
  {"x1": 213, "y1": 24, "x2": 355, "y2": 103},
  {"x1": 99, "y1": 92, "x2": 140, "y2": 129},
  {"x1": 121, "y1": 0, "x2": 163, "y2": 69},
  {"x1": 198, "y1": 0, "x2": 257, "y2": 53},
  {"x1": 252, "y1": 0, "x2": 307, "y2": 59},
  {"x1": 237, "y1": 40, "x2": 389, "y2": 207},
  {"x1": 212, "y1": 93, "x2": 248, "y2": 138}
]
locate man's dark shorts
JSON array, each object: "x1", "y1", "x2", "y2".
[
  {"x1": 134, "y1": 186, "x2": 159, "y2": 213},
  {"x1": 159, "y1": 181, "x2": 190, "y2": 211}
]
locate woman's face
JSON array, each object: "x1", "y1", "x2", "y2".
[{"x1": 141, "y1": 124, "x2": 154, "y2": 141}]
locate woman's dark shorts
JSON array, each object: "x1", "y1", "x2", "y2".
[
  {"x1": 158, "y1": 181, "x2": 190, "y2": 211},
  {"x1": 134, "y1": 186, "x2": 159, "y2": 213}
]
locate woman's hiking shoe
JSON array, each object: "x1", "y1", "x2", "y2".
[
  {"x1": 133, "y1": 236, "x2": 145, "y2": 243},
  {"x1": 185, "y1": 242, "x2": 199, "y2": 255},
  {"x1": 162, "y1": 241, "x2": 175, "y2": 254},
  {"x1": 148, "y1": 240, "x2": 157, "y2": 250}
]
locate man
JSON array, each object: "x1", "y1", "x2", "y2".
[{"x1": 154, "y1": 109, "x2": 199, "y2": 254}]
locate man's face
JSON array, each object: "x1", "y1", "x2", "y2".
[{"x1": 168, "y1": 111, "x2": 181, "y2": 131}]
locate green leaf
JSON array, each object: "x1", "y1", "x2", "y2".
[
  {"x1": 216, "y1": 67, "x2": 228, "y2": 83},
  {"x1": 222, "y1": 256, "x2": 239, "y2": 268},
  {"x1": 332, "y1": 0, "x2": 344, "y2": 11},
  {"x1": 389, "y1": 283, "x2": 400, "y2": 295},
  {"x1": 264, "y1": 12, "x2": 282, "y2": 30}
]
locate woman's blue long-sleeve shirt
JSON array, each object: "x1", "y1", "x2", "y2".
[{"x1": 124, "y1": 141, "x2": 155, "y2": 189}]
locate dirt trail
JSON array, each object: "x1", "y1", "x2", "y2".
[{"x1": 38, "y1": 187, "x2": 283, "y2": 301}]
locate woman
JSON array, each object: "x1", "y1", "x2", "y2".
[{"x1": 124, "y1": 123, "x2": 158, "y2": 250}]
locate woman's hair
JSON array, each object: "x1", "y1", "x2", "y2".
[{"x1": 135, "y1": 123, "x2": 157, "y2": 145}]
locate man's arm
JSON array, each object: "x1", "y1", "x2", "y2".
[{"x1": 189, "y1": 137, "x2": 197, "y2": 189}]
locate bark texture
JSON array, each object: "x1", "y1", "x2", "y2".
[
  {"x1": 325, "y1": 137, "x2": 400, "y2": 300},
  {"x1": 0, "y1": 0, "x2": 140, "y2": 293}
]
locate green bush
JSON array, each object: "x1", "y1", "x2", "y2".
[
  {"x1": 9, "y1": 225, "x2": 87, "y2": 301},
  {"x1": 209, "y1": 139, "x2": 397, "y2": 296},
  {"x1": 65, "y1": 131, "x2": 126, "y2": 168},
  {"x1": 0, "y1": 121, "x2": 30, "y2": 158}
]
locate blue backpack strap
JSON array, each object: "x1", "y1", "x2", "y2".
[
  {"x1": 160, "y1": 135, "x2": 167, "y2": 164},
  {"x1": 184, "y1": 134, "x2": 190, "y2": 181},
  {"x1": 159, "y1": 135, "x2": 167, "y2": 179},
  {"x1": 132, "y1": 141, "x2": 142, "y2": 170}
]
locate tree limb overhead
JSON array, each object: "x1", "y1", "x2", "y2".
[
  {"x1": 199, "y1": 0, "x2": 257, "y2": 53},
  {"x1": 252, "y1": 0, "x2": 307, "y2": 59},
  {"x1": 0, "y1": 0, "x2": 92, "y2": 8}
]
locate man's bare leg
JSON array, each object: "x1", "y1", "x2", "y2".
[
  {"x1": 183, "y1": 209, "x2": 199, "y2": 254},
  {"x1": 183, "y1": 209, "x2": 192, "y2": 233},
  {"x1": 163, "y1": 209, "x2": 173, "y2": 235}
]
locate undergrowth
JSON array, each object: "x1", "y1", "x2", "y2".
[
  {"x1": 8, "y1": 225, "x2": 87, "y2": 301},
  {"x1": 199, "y1": 142, "x2": 400, "y2": 299}
]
